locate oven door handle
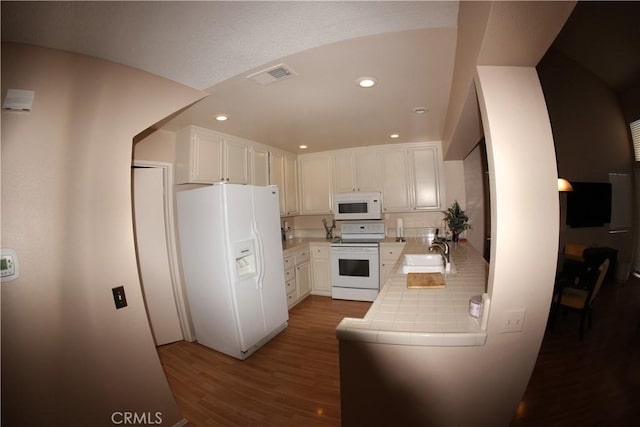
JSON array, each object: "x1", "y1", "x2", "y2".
[{"x1": 330, "y1": 246, "x2": 378, "y2": 254}]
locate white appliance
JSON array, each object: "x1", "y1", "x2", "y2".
[
  {"x1": 331, "y1": 221, "x2": 385, "y2": 302},
  {"x1": 333, "y1": 192, "x2": 382, "y2": 221},
  {"x1": 177, "y1": 184, "x2": 289, "y2": 360}
]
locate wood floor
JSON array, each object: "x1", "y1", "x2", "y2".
[
  {"x1": 158, "y1": 278, "x2": 640, "y2": 426},
  {"x1": 511, "y1": 275, "x2": 640, "y2": 426},
  {"x1": 157, "y1": 296, "x2": 371, "y2": 426}
]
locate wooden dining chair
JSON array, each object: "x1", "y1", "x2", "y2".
[
  {"x1": 551, "y1": 258, "x2": 610, "y2": 340},
  {"x1": 563, "y1": 242, "x2": 586, "y2": 262}
]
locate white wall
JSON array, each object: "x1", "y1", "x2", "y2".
[{"x1": 1, "y1": 43, "x2": 204, "y2": 426}]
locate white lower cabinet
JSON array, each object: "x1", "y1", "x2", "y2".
[
  {"x1": 379, "y1": 242, "x2": 406, "y2": 286},
  {"x1": 283, "y1": 246, "x2": 311, "y2": 309},
  {"x1": 310, "y1": 243, "x2": 331, "y2": 296}
]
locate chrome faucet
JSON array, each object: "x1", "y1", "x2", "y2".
[
  {"x1": 430, "y1": 239, "x2": 450, "y2": 261},
  {"x1": 429, "y1": 240, "x2": 450, "y2": 272}
]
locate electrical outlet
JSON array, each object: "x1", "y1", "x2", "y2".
[
  {"x1": 112, "y1": 286, "x2": 127, "y2": 309},
  {"x1": 502, "y1": 308, "x2": 526, "y2": 333}
]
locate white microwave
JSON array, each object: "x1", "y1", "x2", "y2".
[{"x1": 333, "y1": 192, "x2": 382, "y2": 221}]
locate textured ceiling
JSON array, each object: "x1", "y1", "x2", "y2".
[
  {"x1": 1, "y1": 1, "x2": 459, "y2": 153},
  {"x1": 1, "y1": 1, "x2": 458, "y2": 90},
  {"x1": 5, "y1": 2, "x2": 633, "y2": 155}
]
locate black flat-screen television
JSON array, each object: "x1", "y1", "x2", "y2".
[{"x1": 566, "y1": 182, "x2": 612, "y2": 228}]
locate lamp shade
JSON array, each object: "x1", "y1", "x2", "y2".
[{"x1": 558, "y1": 178, "x2": 573, "y2": 192}]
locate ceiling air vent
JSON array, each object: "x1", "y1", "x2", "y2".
[{"x1": 246, "y1": 64, "x2": 297, "y2": 86}]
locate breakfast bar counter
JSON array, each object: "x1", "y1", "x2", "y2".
[{"x1": 336, "y1": 240, "x2": 490, "y2": 346}]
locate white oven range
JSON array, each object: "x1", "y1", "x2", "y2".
[{"x1": 330, "y1": 221, "x2": 385, "y2": 302}]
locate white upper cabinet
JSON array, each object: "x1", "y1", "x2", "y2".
[
  {"x1": 380, "y1": 147, "x2": 412, "y2": 212},
  {"x1": 250, "y1": 146, "x2": 270, "y2": 186},
  {"x1": 224, "y1": 135, "x2": 250, "y2": 184},
  {"x1": 175, "y1": 126, "x2": 223, "y2": 184},
  {"x1": 270, "y1": 150, "x2": 299, "y2": 216},
  {"x1": 175, "y1": 126, "x2": 249, "y2": 185},
  {"x1": 333, "y1": 152, "x2": 355, "y2": 193},
  {"x1": 409, "y1": 145, "x2": 445, "y2": 210},
  {"x1": 284, "y1": 153, "x2": 299, "y2": 216},
  {"x1": 355, "y1": 150, "x2": 382, "y2": 192},
  {"x1": 269, "y1": 150, "x2": 286, "y2": 215},
  {"x1": 176, "y1": 127, "x2": 445, "y2": 215},
  {"x1": 333, "y1": 150, "x2": 381, "y2": 193},
  {"x1": 299, "y1": 153, "x2": 333, "y2": 214}
]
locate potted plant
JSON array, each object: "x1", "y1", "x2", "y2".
[{"x1": 443, "y1": 201, "x2": 470, "y2": 242}]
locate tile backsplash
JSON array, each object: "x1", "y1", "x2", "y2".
[{"x1": 284, "y1": 212, "x2": 453, "y2": 240}]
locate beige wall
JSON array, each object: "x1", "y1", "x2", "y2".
[
  {"x1": 134, "y1": 128, "x2": 178, "y2": 163},
  {"x1": 340, "y1": 66, "x2": 559, "y2": 426},
  {"x1": 1, "y1": 43, "x2": 204, "y2": 426},
  {"x1": 538, "y1": 48, "x2": 635, "y2": 263}
]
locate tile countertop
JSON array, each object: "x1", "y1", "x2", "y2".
[
  {"x1": 336, "y1": 240, "x2": 491, "y2": 347},
  {"x1": 282, "y1": 238, "x2": 331, "y2": 252}
]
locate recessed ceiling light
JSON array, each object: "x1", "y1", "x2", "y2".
[
  {"x1": 390, "y1": 134, "x2": 399, "y2": 139},
  {"x1": 357, "y1": 77, "x2": 377, "y2": 88},
  {"x1": 413, "y1": 107, "x2": 427, "y2": 115},
  {"x1": 215, "y1": 114, "x2": 229, "y2": 121},
  {"x1": 299, "y1": 145, "x2": 308, "y2": 149}
]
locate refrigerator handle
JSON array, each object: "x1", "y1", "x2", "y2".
[{"x1": 252, "y1": 221, "x2": 266, "y2": 289}]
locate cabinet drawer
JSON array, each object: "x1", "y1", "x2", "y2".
[
  {"x1": 284, "y1": 268, "x2": 295, "y2": 282},
  {"x1": 381, "y1": 249, "x2": 402, "y2": 262},
  {"x1": 287, "y1": 292, "x2": 296, "y2": 307},
  {"x1": 310, "y1": 244, "x2": 329, "y2": 259},
  {"x1": 380, "y1": 243, "x2": 406, "y2": 262},
  {"x1": 285, "y1": 278, "x2": 296, "y2": 295},
  {"x1": 294, "y1": 250, "x2": 310, "y2": 265},
  {"x1": 283, "y1": 254, "x2": 295, "y2": 270}
]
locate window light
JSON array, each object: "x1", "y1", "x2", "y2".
[{"x1": 631, "y1": 119, "x2": 640, "y2": 161}]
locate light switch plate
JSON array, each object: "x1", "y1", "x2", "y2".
[
  {"x1": 501, "y1": 308, "x2": 526, "y2": 333},
  {"x1": 3, "y1": 89, "x2": 35, "y2": 111}
]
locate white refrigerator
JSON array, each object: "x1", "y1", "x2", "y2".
[{"x1": 177, "y1": 184, "x2": 289, "y2": 360}]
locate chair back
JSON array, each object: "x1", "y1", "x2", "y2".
[
  {"x1": 588, "y1": 258, "x2": 610, "y2": 307},
  {"x1": 564, "y1": 243, "x2": 586, "y2": 261}
]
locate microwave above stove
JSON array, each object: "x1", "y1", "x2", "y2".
[{"x1": 333, "y1": 192, "x2": 382, "y2": 221}]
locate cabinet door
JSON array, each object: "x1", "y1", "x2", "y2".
[
  {"x1": 411, "y1": 146, "x2": 443, "y2": 210},
  {"x1": 381, "y1": 148, "x2": 412, "y2": 212},
  {"x1": 333, "y1": 152, "x2": 356, "y2": 193},
  {"x1": 194, "y1": 132, "x2": 223, "y2": 183},
  {"x1": 379, "y1": 242, "x2": 406, "y2": 285},
  {"x1": 224, "y1": 137, "x2": 249, "y2": 184},
  {"x1": 284, "y1": 153, "x2": 299, "y2": 215},
  {"x1": 296, "y1": 261, "x2": 311, "y2": 299},
  {"x1": 269, "y1": 151, "x2": 286, "y2": 215},
  {"x1": 251, "y1": 147, "x2": 270, "y2": 186},
  {"x1": 310, "y1": 244, "x2": 331, "y2": 295},
  {"x1": 299, "y1": 154, "x2": 333, "y2": 214},
  {"x1": 355, "y1": 150, "x2": 381, "y2": 192},
  {"x1": 175, "y1": 127, "x2": 223, "y2": 184}
]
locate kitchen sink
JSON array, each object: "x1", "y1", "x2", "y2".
[{"x1": 401, "y1": 253, "x2": 454, "y2": 275}]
